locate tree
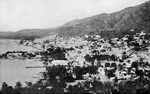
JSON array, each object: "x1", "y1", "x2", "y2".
[{"x1": 1, "y1": 82, "x2": 8, "y2": 94}]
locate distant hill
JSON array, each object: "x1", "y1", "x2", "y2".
[
  {"x1": 0, "y1": 29, "x2": 56, "y2": 40},
  {"x1": 0, "y1": 1, "x2": 150, "y2": 39}
]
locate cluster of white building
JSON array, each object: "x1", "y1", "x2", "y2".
[{"x1": 23, "y1": 31, "x2": 150, "y2": 83}]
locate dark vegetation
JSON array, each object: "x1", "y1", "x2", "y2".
[
  {"x1": 1, "y1": 73, "x2": 150, "y2": 94},
  {"x1": 1, "y1": 1, "x2": 150, "y2": 94},
  {"x1": 1, "y1": 43, "x2": 150, "y2": 94},
  {"x1": 1, "y1": 32, "x2": 150, "y2": 94}
]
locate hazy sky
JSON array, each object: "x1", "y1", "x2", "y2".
[{"x1": 0, "y1": 0, "x2": 149, "y2": 31}]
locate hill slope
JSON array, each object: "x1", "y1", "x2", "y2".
[
  {"x1": 58, "y1": 1, "x2": 150, "y2": 38},
  {"x1": 0, "y1": 1, "x2": 150, "y2": 39}
]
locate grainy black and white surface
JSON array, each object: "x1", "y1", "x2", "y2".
[{"x1": 0, "y1": 0, "x2": 150, "y2": 94}]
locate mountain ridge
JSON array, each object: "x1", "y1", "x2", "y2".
[{"x1": 0, "y1": 1, "x2": 150, "y2": 39}]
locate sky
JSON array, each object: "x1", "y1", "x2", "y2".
[{"x1": 0, "y1": 0, "x2": 149, "y2": 32}]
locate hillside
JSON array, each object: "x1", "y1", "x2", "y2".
[
  {"x1": 0, "y1": 29, "x2": 56, "y2": 40},
  {"x1": 58, "y1": 1, "x2": 150, "y2": 38},
  {"x1": 0, "y1": 1, "x2": 150, "y2": 39}
]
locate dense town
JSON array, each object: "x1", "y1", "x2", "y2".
[{"x1": 1, "y1": 31, "x2": 150, "y2": 94}]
